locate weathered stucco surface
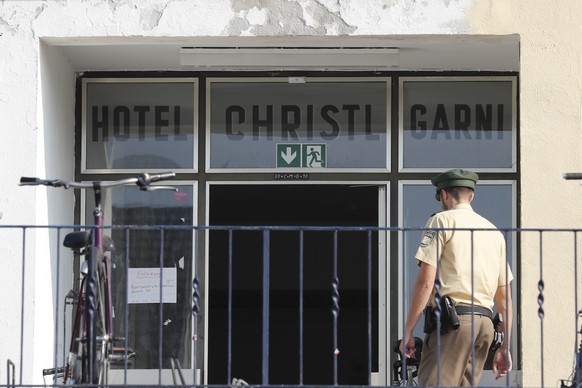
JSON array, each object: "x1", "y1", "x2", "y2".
[{"x1": 0, "y1": 0, "x2": 475, "y2": 39}]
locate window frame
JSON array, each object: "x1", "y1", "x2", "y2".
[
  {"x1": 81, "y1": 77, "x2": 199, "y2": 174},
  {"x1": 76, "y1": 70, "x2": 521, "y2": 380},
  {"x1": 205, "y1": 76, "x2": 392, "y2": 173},
  {"x1": 397, "y1": 75, "x2": 518, "y2": 173}
]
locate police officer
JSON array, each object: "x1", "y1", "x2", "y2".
[{"x1": 400, "y1": 169, "x2": 513, "y2": 386}]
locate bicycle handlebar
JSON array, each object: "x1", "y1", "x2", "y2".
[
  {"x1": 42, "y1": 366, "x2": 64, "y2": 376},
  {"x1": 563, "y1": 173, "x2": 582, "y2": 180},
  {"x1": 20, "y1": 172, "x2": 177, "y2": 191}
]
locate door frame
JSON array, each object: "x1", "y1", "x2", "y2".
[{"x1": 203, "y1": 180, "x2": 390, "y2": 385}]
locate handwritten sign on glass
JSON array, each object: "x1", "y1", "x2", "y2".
[{"x1": 128, "y1": 267, "x2": 177, "y2": 304}]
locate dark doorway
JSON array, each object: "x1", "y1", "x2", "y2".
[{"x1": 208, "y1": 185, "x2": 379, "y2": 385}]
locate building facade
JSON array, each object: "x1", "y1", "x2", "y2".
[{"x1": 1, "y1": 0, "x2": 581, "y2": 386}]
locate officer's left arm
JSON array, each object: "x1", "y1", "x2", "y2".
[{"x1": 492, "y1": 284, "x2": 513, "y2": 379}]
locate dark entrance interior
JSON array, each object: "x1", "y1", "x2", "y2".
[{"x1": 208, "y1": 185, "x2": 379, "y2": 385}]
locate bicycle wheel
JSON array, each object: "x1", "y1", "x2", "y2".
[
  {"x1": 81, "y1": 248, "x2": 111, "y2": 384},
  {"x1": 92, "y1": 256, "x2": 111, "y2": 384},
  {"x1": 64, "y1": 281, "x2": 86, "y2": 383},
  {"x1": 405, "y1": 365, "x2": 416, "y2": 386}
]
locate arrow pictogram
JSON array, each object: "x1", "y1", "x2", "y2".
[{"x1": 281, "y1": 147, "x2": 297, "y2": 165}]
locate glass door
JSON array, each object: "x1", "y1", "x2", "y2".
[{"x1": 88, "y1": 184, "x2": 197, "y2": 384}]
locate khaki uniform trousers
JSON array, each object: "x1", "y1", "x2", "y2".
[{"x1": 418, "y1": 314, "x2": 494, "y2": 387}]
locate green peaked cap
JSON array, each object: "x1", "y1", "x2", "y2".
[{"x1": 431, "y1": 168, "x2": 479, "y2": 201}]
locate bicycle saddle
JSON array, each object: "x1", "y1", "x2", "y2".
[{"x1": 63, "y1": 231, "x2": 114, "y2": 252}]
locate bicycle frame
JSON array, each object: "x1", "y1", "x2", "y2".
[{"x1": 58, "y1": 185, "x2": 116, "y2": 383}]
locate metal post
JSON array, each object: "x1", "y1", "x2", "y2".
[
  {"x1": 332, "y1": 230, "x2": 340, "y2": 385},
  {"x1": 262, "y1": 230, "x2": 270, "y2": 385}
]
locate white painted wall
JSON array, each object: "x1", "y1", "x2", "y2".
[
  {"x1": 1, "y1": 4, "x2": 42, "y2": 383},
  {"x1": 469, "y1": 2, "x2": 582, "y2": 386},
  {"x1": 1, "y1": 0, "x2": 581, "y2": 385},
  {"x1": 31, "y1": 43, "x2": 76, "y2": 382}
]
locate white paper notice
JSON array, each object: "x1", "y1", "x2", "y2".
[{"x1": 128, "y1": 268, "x2": 177, "y2": 304}]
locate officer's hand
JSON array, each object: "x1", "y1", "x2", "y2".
[
  {"x1": 492, "y1": 348, "x2": 512, "y2": 379},
  {"x1": 399, "y1": 335, "x2": 417, "y2": 359}
]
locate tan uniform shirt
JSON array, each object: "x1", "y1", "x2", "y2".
[{"x1": 415, "y1": 203, "x2": 513, "y2": 311}]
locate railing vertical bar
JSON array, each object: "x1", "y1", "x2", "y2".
[
  {"x1": 367, "y1": 230, "x2": 372, "y2": 386},
  {"x1": 192, "y1": 227, "x2": 200, "y2": 384},
  {"x1": 262, "y1": 229, "x2": 270, "y2": 385},
  {"x1": 538, "y1": 231, "x2": 545, "y2": 388},
  {"x1": 227, "y1": 228, "x2": 233, "y2": 384},
  {"x1": 564, "y1": 230, "x2": 578, "y2": 386},
  {"x1": 19, "y1": 227, "x2": 26, "y2": 385},
  {"x1": 158, "y1": 228, "x2": 165, "y2": 385},
  {"x1": 299, "y1": 229, "x2": 304, "y2": 385},
  {"x1": 470, "y1": 230, "x2": 475, "y2": 387},
  {"x1": 86, "y1": 231, "x2": 96, "y2": 382},
  {"x1": 576, "y1": 230, "x2": 579, "y2": 315},
  {"x1": 435, "y1": 230, "x2": 442, "y2": 386},
  {"x1": 401, "y1": 228, "x2": 408, "y2": 385},
  {"x1": 90, "y1": 198, "x2": 104, "y2": 382},
  {"x1": 124, "y1": 227, "x2": 130, "y2": 385},
  {"x1": 105, "y1": 226, "x2": 114, "y2": 341},
  {"x1": 504, "y1": 229, "x2": 511, "y2": 387},
  {"x1": 576, "y1": 230, "x2": 579, "y2": 312},
  {"x1": 63, "y1": 279, "x2": 67, "y2": 377},
  {"x1": 332, "y1": 229, "x2": 340, "y2": 386},
  {"x1": 52, "y1": 227, "x2": 62, "y2": 386},
  {"x1": 575, "y1": 230, "x2": 580, "y2": 383}
]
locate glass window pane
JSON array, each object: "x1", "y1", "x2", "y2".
[
  {"x1": 84, "y1": 80, "x2": 197, "y2": 171},
  {"x1": 400, "y1": 78, "x2": 516, "y2": 170},
  {"x1": 85, "y1": 185, "x2": 194, "y2": 370},
  {"x1": 209, "y1": 80, "x2": 389, "y2": 170},
  {"x1": 401, "y1": 182, "x2": 515, "y2": 341}
]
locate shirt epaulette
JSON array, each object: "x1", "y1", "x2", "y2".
[{"x1": 430, "y1": 210, "x2": 443, "y2": 217}]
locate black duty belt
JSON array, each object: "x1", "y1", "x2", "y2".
[{"x1": 455, "y1": 305, "x2": 493, "y2": 320}]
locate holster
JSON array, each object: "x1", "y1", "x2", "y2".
[
  {"x1": 442, "y1": 296, "x2": 460, "y2": 332},
  {"x1": 489, "y1": 313, "x2": 504, "y2": 352},
  {"x1": 423, "y1": 296, "x2": 460, "y2": 334},
  {"x1": 423, "y1": 306, "x2": 436, "y2": 333}
]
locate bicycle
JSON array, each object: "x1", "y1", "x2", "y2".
[
  {"x1": 392, "y1": 337, "x2": 423, "y2": 386},
  {"x1": 21, "y1": 172, "x2": 176, "y2": 384}
]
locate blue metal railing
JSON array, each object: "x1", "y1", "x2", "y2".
[{"x1": 1, "y1": 224, "x2": 581, "y2": 387}]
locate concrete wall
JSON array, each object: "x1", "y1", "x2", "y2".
[{"x1": 1, "y1": 0, "x2": 581, "y2": 385}]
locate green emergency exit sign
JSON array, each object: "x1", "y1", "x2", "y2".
[
  {"x1": 276, "y1": 144, "x2": 301, "y2": 167},
  {"x1": 276, "y1": 144, "x2": 327, "y2": 168}
]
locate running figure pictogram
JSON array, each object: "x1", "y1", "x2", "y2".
[{"x1": 307, "y1": 147, "x2": 324, "y2": 167}]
